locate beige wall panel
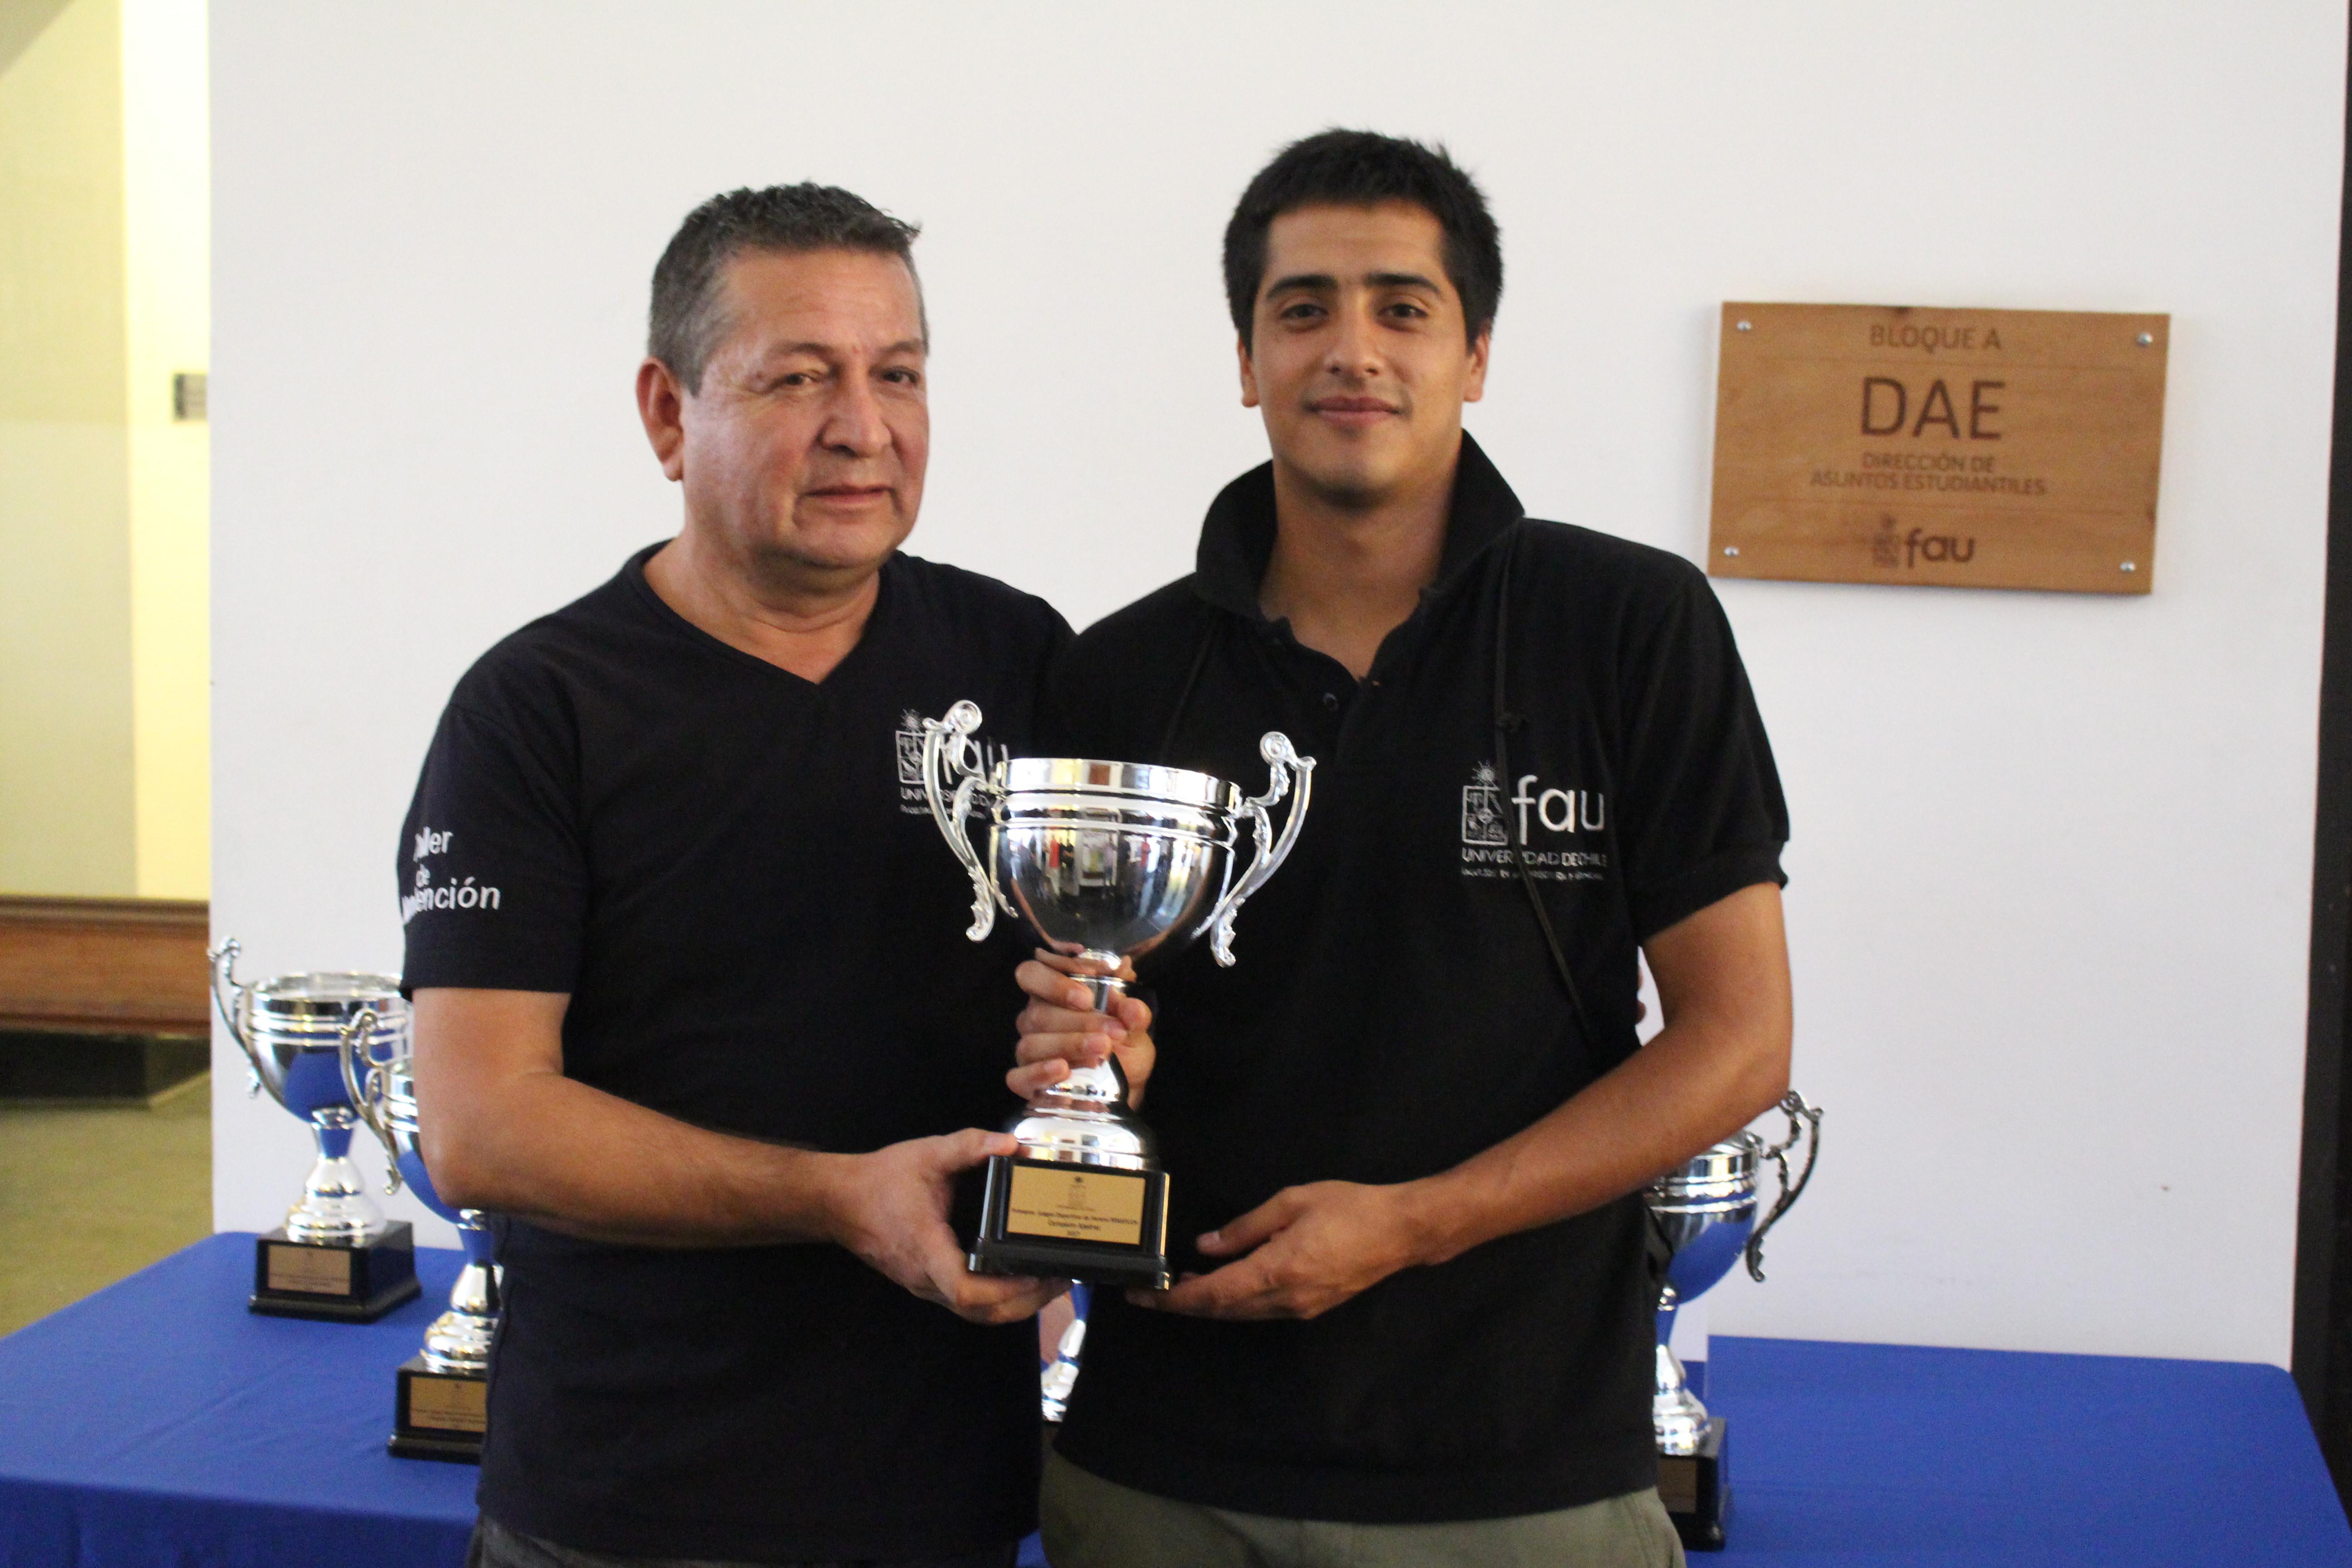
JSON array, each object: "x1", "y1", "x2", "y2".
[
  {"x1": 0, "y1": 0, "x2": 125, "y2": 422},
  {"x1": 0, "y1": 0, "x2": 137, "y2": 895},
  {"x1": 0, "y1": 421, "x2": 136, "y2": 893}
]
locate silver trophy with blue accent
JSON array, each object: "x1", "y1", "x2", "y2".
[
  {"x1": 1646, "y1": 1089, "x2": 1823, "y2": 1550},
  {"x1": 344, "y1": 1023, "x2": 500, "y2": 1462},
  {"x1": 920, "y1": 700, "x2": 1313, "y2": 1289},
  {"x1": 209, "y1": 939, "x2": 421, "y2": 1320}
]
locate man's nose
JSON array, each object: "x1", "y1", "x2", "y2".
[
  {"x1": 820, "y1": 372, "x2": 889, "y2": 455},
  {"x1": 1324, "y1": 302, "x2": 1382, "y2": 379}
]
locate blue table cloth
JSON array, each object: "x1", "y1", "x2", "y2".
[
  {"x1": 0, "y1": 1232, "x2": 474, "y2": 1567},
  {"x1": 1, "y1": 1232, "x2": 2346, "y2": 1566}
]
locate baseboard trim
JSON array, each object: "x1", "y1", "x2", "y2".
[{"x1": 0, "y1": 897, "x2": 211, "y2": 1035}]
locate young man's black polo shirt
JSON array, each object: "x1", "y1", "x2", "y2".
[
  {"x1": 1039, "y1": 433, "x2": 1788, "y2": 1523},
  {"x1": 397, "y1": 544, "x2": 1068, "y2": 1562}
]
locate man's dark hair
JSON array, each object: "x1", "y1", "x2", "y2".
[
  {"x1": 1222, "y1": 129, "x2": 1501, "y2": 352},
  {"x1": 648, "y1": 183, "x2": 923, "y2": 392}
]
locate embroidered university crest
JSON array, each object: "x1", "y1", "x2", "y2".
[
  {"x1": 1461, "y1": 763, "x2": 1508, "y2": 846},
  {"x1": 895, "y1": 711, "x2": 926, "y2": 785}
]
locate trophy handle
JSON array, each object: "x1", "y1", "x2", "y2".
[
  {"x1": 205, "y1": 937, "x2": 272, "y2": 1104},
  {"x1": 336, "y1": 1007, "x2": 407, "y2": 1196},
  {"x1": 1205, "y1": 732, "x2": 1316, "y2": 967},
  {"x1": 921, "y1": 701, "x2": 1007, "y2": 941},
  {"x1": 1744, "y1": 1089, "x2": 1823, "y2": 1282}
]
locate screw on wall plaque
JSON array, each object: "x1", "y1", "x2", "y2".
[
  {"x1": 1723, "y1": 546, "x2": 1741, "y2": 557},
  {"x1": 2120, "y1": 561, "x2": 2138, "y2": 572},
  {"x1": 2136, "y1": 333, "x2": 2154, "y2": 347},
  {"x1": 1735, "y1": 320, "x2": 1752, "y2": 333}
]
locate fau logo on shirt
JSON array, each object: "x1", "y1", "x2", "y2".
[{"x1": 1459, "y1": 762, "x2": 1610, "y2": 883}]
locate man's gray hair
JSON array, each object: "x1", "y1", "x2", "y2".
[{"x1": 648, "y1": 183, "x2": 924, "y2": 392}]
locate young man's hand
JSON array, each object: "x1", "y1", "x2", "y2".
[
  {"x1": 1128, "y1": 1180, "x2": 1431, "y2": 1321},
  {"x1": 825, "y1": 1128, "x2": 1064, "y2": 1325},
  {"x1": 1010, "y1": 950, "x2": 1156, "y2": 1104}
]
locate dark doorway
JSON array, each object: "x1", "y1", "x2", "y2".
[{"x1": 2293, "y1": 20, "x2": 2352, "y2": 1503}]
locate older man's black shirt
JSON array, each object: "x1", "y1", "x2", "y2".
[{"x1": 398, "y1": 545, "x2": 1068, "y2": 1561}]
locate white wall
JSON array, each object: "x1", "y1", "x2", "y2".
[{"x1": 213, "y1": 1, "x2": 2346, "y2": 1365}]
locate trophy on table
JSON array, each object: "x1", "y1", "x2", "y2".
[
  {"x1": 343, "y1": 1019, "x2": 501, "y2": 1463},
  {"x1": 208, "y1": 938, "x2": 422, "y2": 1321},
  {"x1": 1646, "y1": 1089, "x2": 1823, "y2": 1551},
  {"x1": 920, "y1": 701, "x2": 1313, "y2": 1289}
]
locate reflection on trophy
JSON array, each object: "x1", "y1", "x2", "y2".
[
  {"x1": 207, "y1": 938, "x2": 422, "y2": 1321},
  {"x1": 344, "y1": 1020, "x2": 500, "y2": 1462},
  {"x1": 920, "y1": 700, "x2": 1313, "y2": 1288},
  {"x1": 1646, "y1": 1089, "x2": 1823, "y2": 1551},
  {"x1": 1040, "y1": 1283, "x2": 1090, "y2": 1424}
]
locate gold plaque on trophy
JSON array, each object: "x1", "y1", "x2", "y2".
[
  {"x1": 1710, "y1": 302, "x2": 2168, "y2": 594},
  {"x1": 402, "y1": 1369, "x2": 489, "y2": 1433},
  {"x1": 265, "y1": 1240, "x2": 356, "y2": 1295},
  {"x1": 1004, "y1": 1164, "x2": 1148, "y2": 1247}
]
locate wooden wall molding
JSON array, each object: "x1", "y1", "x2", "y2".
[{"x1": 0, "y1": 896, "x2": 211, "y2": 1035}]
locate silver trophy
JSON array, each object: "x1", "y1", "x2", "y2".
[
  {"x1": 344, "y1": 1018, "x2": 500, "y2": 1460},
  {"x1": 1646, "y1": 1089, "x2": 1823, "y2": 1548},
  {"x1": 919, "y1": 700, "x2": 1313, "y2": 1285},
  {"x1": 208, "y1": 937, "x2": 422, "y2": 1319}
]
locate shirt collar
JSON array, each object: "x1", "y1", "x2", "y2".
[{"x1": 1190, "y1": 430, "x2": 1527, "y2": 622}]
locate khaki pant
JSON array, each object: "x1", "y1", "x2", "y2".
[
  {"x1": 1041, "y1": 1450, "x2": 1685, "y2": 1568},
  {"x1": 466, "y1": 1515, "x2": 1017, "y2": 1568}
]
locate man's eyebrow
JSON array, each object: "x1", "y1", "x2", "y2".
[
  {"x1": 1263, "y1": 272, "x2": 1339, "y2": 297},
  {"x1": 751, "y1": 338, "x2": 928, "y2": 360},
  {"x1": 1262, "y1": 270, "x2": 1446, "y2": 297}
]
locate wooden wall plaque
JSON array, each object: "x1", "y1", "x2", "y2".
[{"x1": 1708, "y1": 303, "x2": 2168, "y2": 594}]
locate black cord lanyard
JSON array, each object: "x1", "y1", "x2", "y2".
[
  {"x1": 1158, "y1": 538, "x2": 1596, "y2": 1049},
  {"x1": 1155, "y1": 614, "x2": 1220, "y2": 766},
  {"x1": 1491, "y1": 524, "x2": 1599, "y2": 1049}
]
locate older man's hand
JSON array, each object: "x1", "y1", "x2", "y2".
[{"x1": 826, "y1": 1128, "x2": 1063, "y2": 1324}]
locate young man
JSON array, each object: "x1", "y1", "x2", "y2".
[
  {"x1": 1014, "y1": 131, "x2": 1793, "y2": 1566},
  {"x1": 401, "y1": 185, "x2": 1066, "y2": 1568}
]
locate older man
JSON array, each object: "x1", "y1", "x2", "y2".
[{"x1": 400, "y1": 184, "x2": 1065, "y2": 1568}]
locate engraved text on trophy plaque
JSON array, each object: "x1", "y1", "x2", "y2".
[
  {"x1": 1710, "y1": 303, "x2": 2168, "y2": 594},
  {"x1": 266, "y1": 1241, "x2": 355, "y2": 1295},
  {"x1": 392, "y1": 1353, "x2": 490, "y2": 1463},
  {"x1": 1006, "y1": 1164, "x2": 1149, "y2": 1247},
  {"x1": 405, "y1": 1372, "x2": 488, "y2": 1433}
]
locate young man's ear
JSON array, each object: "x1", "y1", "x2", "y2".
[
  {"x1": 1463, "y1": 327, "x2": 1492, "y2": 404},
  {"x1": 1237, "y1": 335, "x2": 1260, "y2": 409}
]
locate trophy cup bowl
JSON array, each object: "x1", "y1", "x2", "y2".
[
  {"x1": 921, "y1": 701, "x2": 1313, "y2": 1286},
  {"x1": 209, "y1": 939, "x2": 423, "y2": 1320},
  {"x1": 1645, "y1": 1090, "x2": 1823, "y2": 1549}
]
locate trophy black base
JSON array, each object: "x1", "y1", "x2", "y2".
[
  {"x1": 1659, "y1": 1416, "x2": 1731, "y2": 1552},
  {"x1": 967, "y1": 1154, "x2": 1171, "y2": 1290},
  {"x1": 390, "y1": 1355, "x2": 486, "y2": 1463},
  {"x1": 248, "y1": 1222, "x2": 421, "y2": 1323}
]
